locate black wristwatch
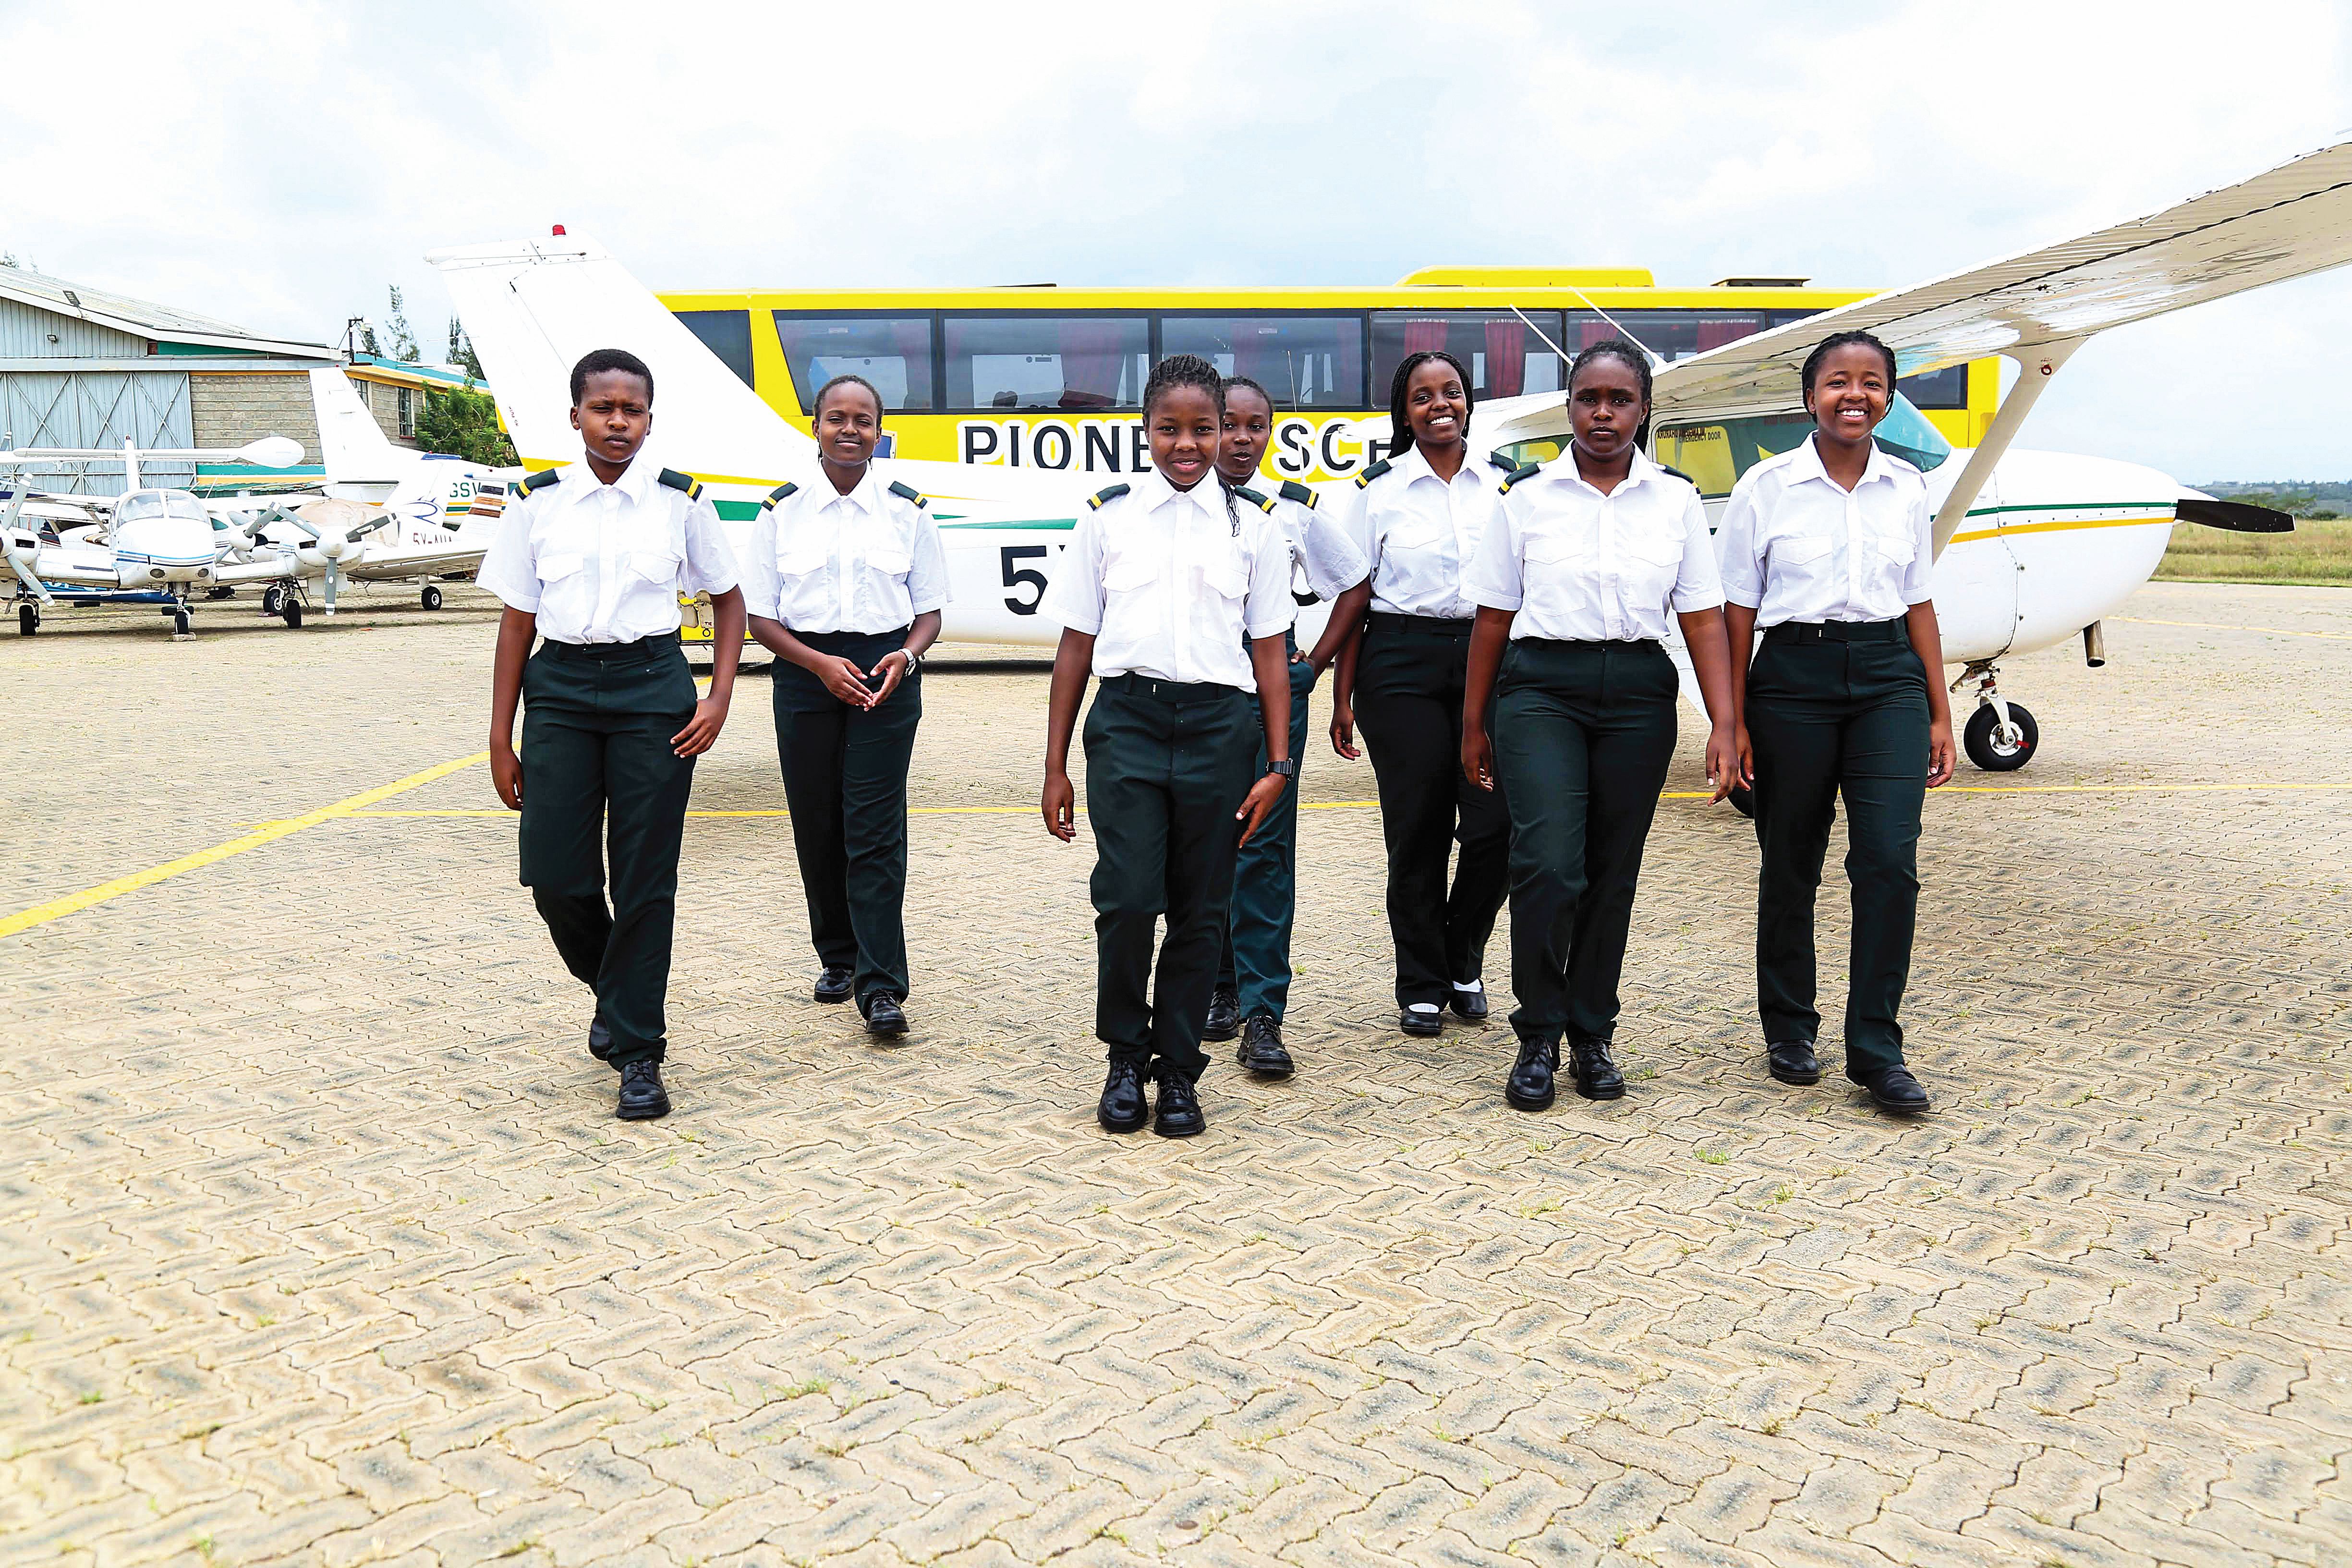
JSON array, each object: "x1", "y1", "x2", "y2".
[{"x1": 1265, "y1": 758, "x2": 1297, "y2": 778}]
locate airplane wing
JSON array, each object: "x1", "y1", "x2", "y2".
[
  {"x1": 1481, "y1": 139, "x2": 2352, "y2": 549},
  {"x1": 344, "y1": 545, "x2": 485, "y2": 581}
]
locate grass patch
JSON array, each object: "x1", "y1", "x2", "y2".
[{"x1": 2154, "y1": 516, "x2": 2352, "y2": 586}]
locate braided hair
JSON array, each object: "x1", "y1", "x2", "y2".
[
  {"x1": 1385, "y1": 349, "x2": 1473, "y2": 461},
  {"x1": 813, "y1": 372, "x2": 884, "y2": 419},
  {"x1": 1800, "y1": 330, "x2": 1899, "y2": 399},
  {"x1": 1143, "y1": 352, "x2": 1223, "y2": 418},
  {"x1": 1569, "y1": 338, "x2": 1654, "y2": 449}
]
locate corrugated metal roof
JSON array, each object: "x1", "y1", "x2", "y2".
[{"x1": 0, "y1": 262, "x2": 334, "y2": 358}]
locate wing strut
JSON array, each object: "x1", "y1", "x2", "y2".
[{"x1": 1929, "y1": 339, "x2": 2081, "y2": 559}]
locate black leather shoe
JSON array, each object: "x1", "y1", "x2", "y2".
[
  {"x1": 1153, "y1": 1070, "x2": 1206, "y2": 1138},
  {"x1": 1570, "y1": 1039, "x2": 1625, "y2": 1101},
  {"x1": 813, "y1": 966, "x2": 853, "y2": 1004},
  {"x1": 1768, "y1": 1039, "x2": 1821, "y2": 1086},
  {"x1": 1860, "y1": 1065, "x2": 1931, "y2": 1114},
  {"x1": 1401, "y1": 1007, "x2": 1444, "y2": 1037},
  {"x1": 616, "y1": 1059, "x2": 669, "y2": 1120},
  {"x1": 1504, "y1": 1035, "x2": 1557, "y2": 1112},
  {"x1": 1237, "y1": 1014, "x2": 1293, "y2": 1077},
  {"x1": 1450, "y1": 986, "x2": 1489, "y2": 1021},
  {"x1": 587, "y1": 1015, "x2": 612, "y2": 1060},
  {"x1": 863, "y1": 994, "x2": 909, "y2": 1039},
  {"x1": 1203, "y1": 984, "x2": 1241, "y2": 1042},
  {"x1": 1097, "y1": 1060, "x2": 1149, "y2": 1133}
]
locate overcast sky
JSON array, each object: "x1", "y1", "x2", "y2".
[{"x1": 6, "y1": 1, "x2": 2347, "y2": 480}]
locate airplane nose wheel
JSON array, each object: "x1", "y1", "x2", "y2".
[
  {"x1": 262, "y1": 583, "x2": 286, "y2": 619},
  {"x1": 1964, "y1": 703, "x2": 2037, "y2": 771},
  {"x1": 18, "y1": 603, "x2": 38, "y2": 636},
  {"x1": 171, "y1": 606, "x2": 193, "y2": 638},
  {"x1": 421, "y1": 583, "x2": 444, "y2": 611}
]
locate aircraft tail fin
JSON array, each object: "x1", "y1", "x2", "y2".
[
  {"x1": 426, "y1": 235, "x2": 815, "y2": 481},
  {"x1": 309, "y1": 368, "x2": 404, "y2": 483}
]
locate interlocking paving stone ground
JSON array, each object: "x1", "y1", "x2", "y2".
[{"x1": 3, "y1": 580, "x2": 2347, "y2": 1568}]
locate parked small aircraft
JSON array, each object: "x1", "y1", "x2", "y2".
[{"x1": 430, "y1": 138, "x2": 2351, "y2": 771}]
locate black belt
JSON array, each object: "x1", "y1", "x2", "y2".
[
  {"x1": 1102, "y1": 672, "x2": 1241, "y2": 704},
  {"x1": 1368, "y1": 611, "x2": 1473, "y2": 638},
  {"x1": 543, "y1": 632, "x2": 679, "y2": 660},
  {"x1": 1763, "y1": 619, "x2": 1906, "y2": 646}
]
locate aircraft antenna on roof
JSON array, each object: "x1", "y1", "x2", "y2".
[{"x1": 1563, "y1": 288, "x2": 1667, "y2": 370}]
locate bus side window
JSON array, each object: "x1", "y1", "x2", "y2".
[
  {"x1": 942, "y1": 316, "x2": 1151, "y2": 413},
  {"x1": 772, "y1": 315, "x2": 937, "y2": 411}
]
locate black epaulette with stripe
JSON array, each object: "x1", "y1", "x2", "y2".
[
  {"x1": 886, "y1": 479, "x2": 929, "y2": 509},
  {"x1": 1352, "y1": 459, "x2": 1393, "y2": 489},
  {"x1": 520, "y1": 468, "x2": 561, "y2": 494},
  {"x1": 1277, "y1": 479, "x2": 1318, "y2": 510},
  {"x1": 1659, "y1": 462, "x2": 1696, "y2": 486},
  {"x1": 1087, "y1": 483, "x2": 1130, "y2": 511},
  {"x1": 761, "y1": 481, "x2": 798, "y2": 509},
  {"x1": 656, "y1": 467, "x2": 703, "y2": 500},
  {"x1": 1230, "y1": 485, "x2": 1276, "y2": 513},
  {"x1": 1489, "y1": 449, "x2": 1523, "y2": 474},
  {"x1": 1498, "y1": 460, "x2": 1543, "y2": 494}
]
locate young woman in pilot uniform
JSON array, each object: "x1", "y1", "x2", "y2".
[
  {"x1": 1720, "y1": 329, "x2": 1957, "y2": 1115},
  {"x1": 1459, "y1": 340, "x2": 1740, "y2": 1111},
  {"x1": 481, "y1": 348, "x2": 745, "y2": 1122},
  {"x1": 1201, "y1": 375, "x2": 1372, "y2": 1078},
  {"x1": 1327, "y1": 350, "x2": 1515, "y2": 1039},
  {"x1": 1038, "y1": 354, "x2": 1295, "y2": 1139},
  {"x1": 744, "y1": 374, "x2": 948, "y2": 1040}
]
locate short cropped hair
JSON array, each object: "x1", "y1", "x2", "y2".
[{"x1": 570, "y1": 348, "x2": 654, "y2": 406}]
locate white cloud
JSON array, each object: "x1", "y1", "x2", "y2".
[{"x1": 2, "y1": 0, "x2": 2346, "y2": 476}]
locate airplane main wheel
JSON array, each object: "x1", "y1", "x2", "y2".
[
  {"x1": 421, "y1": 583, "x2": 444, "y2": 611},
  {"x1": 1964, "y1": 702, "x2": 2038, "y2": 772},
  {"x1": 284, "y1": 599, "x2": 304, "y2": 629},
  {"x1": 173, "y1": 608, "x2": 193, "y2": 636},
  {"x1": 17, "y1": 605, "x2": 36, "y2": 636},
  {"x1": 262, "y1": 584, "x2": 286, "y2": 618}
]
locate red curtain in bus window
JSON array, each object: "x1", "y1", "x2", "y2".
[
  {"x1": 1483, "y1": 319, "x2": 1526, "y2": 397},
  {"x1": 1403, "y1": 318, "x2": 1447, "y2": 355},
  {"x1": 1232, "y1": 328, "x2": 1285, "y2": 392},
  {"x1": 1579, "y1": 317, "x2": 1616, "y2": 350},
  {"x1": 1697, "y1": 317, "x2": 1756, "y2": 352},
  {"x1": 1060, "y1": 321, "x2": 1127, "y2": 410}
]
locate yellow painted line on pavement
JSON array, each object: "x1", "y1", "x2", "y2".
[
  {"x1": 2111, "y1": 616, "x2": 2352, "y2": 643},
  {"x1": 0, "y1": 752, "x2": 488, "y2": 941}
]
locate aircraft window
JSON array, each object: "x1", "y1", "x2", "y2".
[
  {"x1": 676, "y1": 310, "x2": 755, "y2": 389},
  {"x1": 942, "y1": 316, "x2": 1150, "y2": 412},
  {"x1": 773, "y1": 315, "x2": 937, "y2": 411},
  {"x1": 1370, "y1": 312, "x2": 1565, "y2": 402},
  {"x1": 166, "y1": 493, "x2": 210, "y2": 521},
  {"x1": 1654, "y1": 393, "x2": 1951, "y2": 499},
  {"x1": 116, "y1": 492, "x2": 166, "y2": 522},
  {"x1": 1159, "y1": 316, "x2": 1367, "y2": 409}
]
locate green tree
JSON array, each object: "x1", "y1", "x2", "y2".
[
  {"x1": 446, "y1": 317, "x2": 484, "y2": 379},
  {"x1": 384, "y1": 285, "x2": 420, "y2": 363},
  {"x1": 414, "y1": 380, "x2": 518, "y2": 468}
]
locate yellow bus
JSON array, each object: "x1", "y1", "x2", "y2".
[{"x1": 656, "y1": 267, "x2": 1996, "y2": 494}]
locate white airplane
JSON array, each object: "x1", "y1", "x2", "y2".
[
  {"x1": 430, "y1": 138, "x2": 2351, "y2": 771},
  {"x1": 1, "y1": 437, "x2": 320, "y2": 636}
]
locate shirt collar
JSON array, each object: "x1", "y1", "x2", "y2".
[
  {"x1": 1554, "y1": 447, "x2": 1667, "y2": 497},
  {"x1": 564, "y1": 452, "x2": 656, "y2": 505},
  {"x1": 813, "y1": 465, "x2": 880, "y2": 515},
  {"x1": 1789, "y1": 432, "x2": 1894, "y2": 492},
  {"x1": 1132, "y1": 463, "x2": 1222, "y2": 520},
  {"x1": 1392, "y1": 442, "x2": 1487, "y2": 487}
]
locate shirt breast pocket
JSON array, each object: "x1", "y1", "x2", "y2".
[
  {"x1": 1103, "y1": 550, "x2": 1158, "y2": 595},
  {"x1": 864, "y1": 547, "x2": 913, "y2": 580},
  {"x1": 1771, "y1": 534, "x2": 1833, "y2": 573},
  {"x1": 1870, "y1": 529, "x2": 1917, "y2": 566},
  {"x1": 1385, "y1": 512, "x2": 1448, "y2": 554},
  {"x1": 626, "y1": 547, "x2": 681, "y2": 586}
]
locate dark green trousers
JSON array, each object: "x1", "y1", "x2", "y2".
[
  {"x1": 1746, "y1": 620, "x2": 1929, "y2": 1077},
  {"x1": 1219, "y1": 634, "x2": 1315, "y2": 1021},
  {"x1": 518, "y1": 635, "x2": 699, "y2": 1070},
  {"x1": 1493, "y1": 639, "x2": 1680, "y2": 1047},
  {"x1": 1083, "y1": 675, "x2": 1257, "y2": 1082},
  {"x1": 772, "y1": 627, "x2": 921, "y2": 1009},
  {"x1": 1354, "y1": 614, "x2": 1511, "y2": 1009}
]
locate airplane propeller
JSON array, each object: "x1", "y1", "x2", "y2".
[
  {"x1": 279, "y1": 500, "x2": 395, "y2": 614},
  {"x1": 2177, "y1": 497, "x2": 2294, "y2": 533}
]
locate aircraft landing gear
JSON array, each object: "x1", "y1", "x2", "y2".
[
  {"x1": 171, "y1": 605, "x2": 194, "y2": 638},
  {"x1": 18, "y1": 603, "x2": 38, "y2": 636},
  {"x1": 1953, "y1": 660, "x2": 2037, "y2": 772},
  {"x1": 421, "y1": 583, "x2": 444, "y2": 611},
  {"x1": 262, "y1": 583, "x2": 286, "y2": 618},
  {"x1": 283, "y1": 596, "x2": 304, "y2": 629}
]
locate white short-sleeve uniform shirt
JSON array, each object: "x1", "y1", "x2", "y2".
[
  {"x1": 1233, "y1": 476, "x2": 1370, "y2": 609},
  {"x1": 1325, "y1": 444, "x2": 1510, "y2": 621},
  {"x1": 1465, "y1": 450, "x2": 1724, "y2": 642},
  {"x1": 1715, "y1": 434, "x2": 1935, "y2": 626},
  {"x1": 1040, "y1": 466, "x2": 1294, "y2": 691},
  {"x1": 475, "y1": 458, "x2": 739, "y2": 644},
  {"x1": 740, "y1": 467, "x2": 951, "y2": 633}
]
